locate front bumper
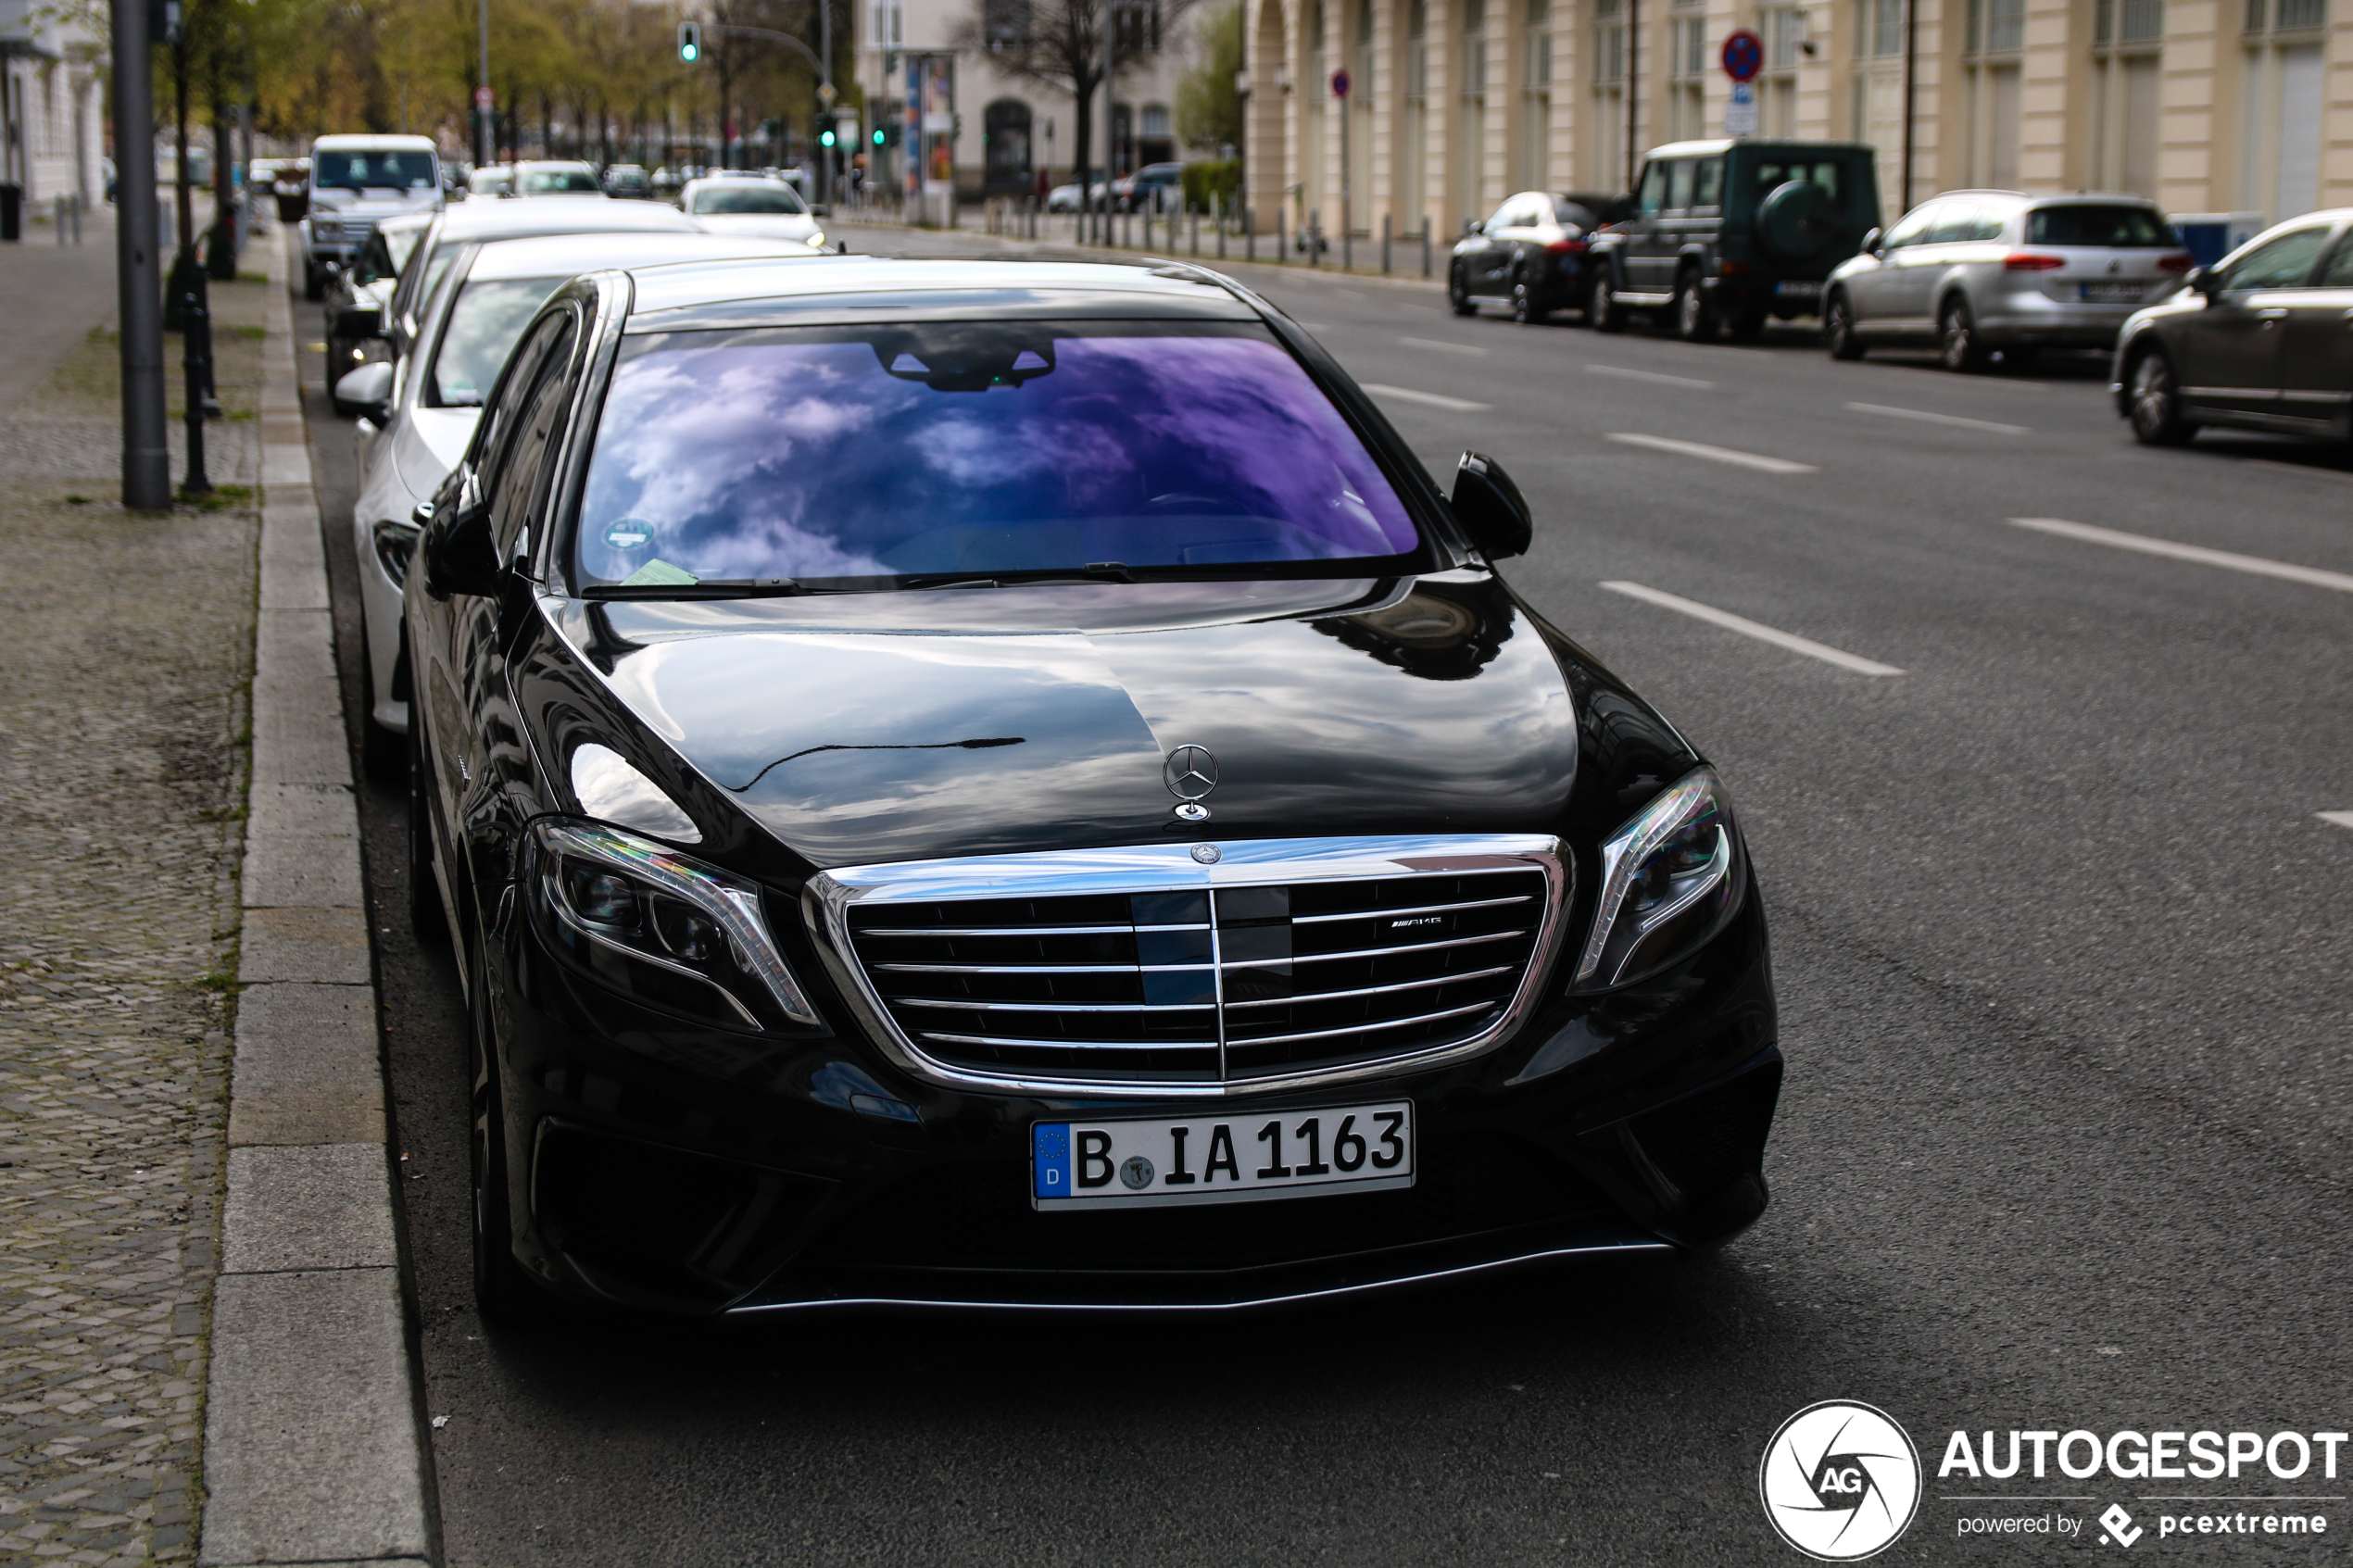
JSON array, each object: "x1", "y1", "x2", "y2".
[{"x1": 480, "y1": 864, "x2": 1781, "y2": 1315}]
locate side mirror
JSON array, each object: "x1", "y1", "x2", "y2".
[
  {"x1": 420, "y1": 478, "x2": 501, "y2": 599},
  {"x1": 1858, "y1": 226, "x2": 1882, "y2": 256},
  {"x1": 1461, "y1": 217, "x2": 1478, "y2": 237},
  {"x1": 1451, "y1": 452, "x2": 1532, "y2": 563},
  {"x1": 333, "y1": 360, "x2": 393, "y2": 422},
  {"x1": 2187, "y1": 265, "x2": 2221, "y2": 297}
]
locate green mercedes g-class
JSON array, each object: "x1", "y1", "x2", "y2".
[{"x1": 1587, "y1": 139, "x2": 1882, "y2": 341}]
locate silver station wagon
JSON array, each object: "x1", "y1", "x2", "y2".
[{"x1": 1823, "y1": 191, "x2": 2193, "y2": 370}]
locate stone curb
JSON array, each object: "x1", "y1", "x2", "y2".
[{"x1": 196, "y1": 233, "x2": 434, "y2": 1566}]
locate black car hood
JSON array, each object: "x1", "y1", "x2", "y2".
[{"x1": 542, "y1": 573, "x2": 1580, "y2": 870}]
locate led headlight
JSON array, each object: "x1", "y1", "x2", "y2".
[
  {"x1": 1572, "y1": 768, "x2": 1743, "y2": 990},
  {"x1": 527, "y1": 819, "x2": 822, "y2": 1031}
]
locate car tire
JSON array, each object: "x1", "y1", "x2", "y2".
[
  {"x1": 1591, "y1": 272, "x2": 1626, "y2": 333},
  {"x1": 407, "y1": 706, "x2": 447, "y2": 942},
  {"x1": 1510, "y1": 270, "x2": 1548, "y2": 324},
  {"x1": 1824, "y1": 292, "x2": 1866, "y2": 359},
  {"x1": 1939, "y1": 296, "x2": 1989, "y2": 372},
  {"x1": 1673, "y1": 269, "x2": 1717, "y2": 343},
  {"x1": 1448, "y1": 264, "x2": 1477, "y2": 317},
  {"x1": 468, "y1": 924, "x2": 556, "y2": 1326},
  {"x1": 2127, "y1": 349, "x2": 2195, "y2": 446}
]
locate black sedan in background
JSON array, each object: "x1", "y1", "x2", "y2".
[
  {"x1": 1450, "y1": 191, "x2": 1623, "y2": 323},
  {"x1": 404, "y1": 256, "x2": 1780, "y2": 1321},
  {"x1": 2114, "y1": 206, "x2": 2353, "y2": 446}
]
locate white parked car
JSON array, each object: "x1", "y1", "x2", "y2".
[
  {"x1": 680, "y1": 174, "x2": 825, "y2": 247},
  {"x1": 334, "y1": 229, "x2": 824, "y2": 773},
  {"x1": 300, "y1": 133, "x2": 444, "y2": 299}
]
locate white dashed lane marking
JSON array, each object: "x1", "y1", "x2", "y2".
[
  {"x1": 1605, "y1": 433, "x2": 1817, "y2": 473},
  {"x1": 1845, "y1": 401, "x2": 2027, "y2": 434},
  {"x1": 1400, "y1": 336, "x2": 1491, "y2": 356},
  {"x1": 1364, "y1": 383, "x2": 1493, "y2": 411},
  {"x1": 1588, "y1": 364, "x2": 1716, "y2": 389},
  {"x1": 1598, "y1": 581, "x2": 1906, "y2": 676},
  {"x1": 2007, "y1": 517, "x2": 2353, "y2": 594}
]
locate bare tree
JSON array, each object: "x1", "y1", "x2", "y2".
[{"x1": 952, "y1": 0, "x2": 1192, "y2": 194}]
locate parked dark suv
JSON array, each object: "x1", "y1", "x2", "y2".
[{"x1": 1587, "y1": 139, "x2": 1882, "y2": 341}]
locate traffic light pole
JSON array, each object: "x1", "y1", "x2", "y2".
[{"x1": 683, "y1": 19, "x2": 833, "y2": 203}]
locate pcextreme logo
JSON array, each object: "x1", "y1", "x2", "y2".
[{"x1": 1760, "y1": 1400, "x2": 1924, "y2": 1561}]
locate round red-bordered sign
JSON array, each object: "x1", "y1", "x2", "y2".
[
  {"x1": 1721, "y1": 28, "x2": 1764, "y2": 82},
  {"x1": 1331, "y1": 68, "x2": 1352, "y2": 97}
]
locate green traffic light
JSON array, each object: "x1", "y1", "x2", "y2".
[
  {"x1": 820, "y1": 129, "x2": 836, "y2": 147},
  {"x1": 681, "y1": 42, "x2": 698, "y2": 60},
  {"x1": 873, "y1": 127, "x2": 885, "y2": 145}
]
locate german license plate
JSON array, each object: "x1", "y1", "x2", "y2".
[
  {"x1": 1032, "y1": 1101, "x2": 1415, "y2": 1210},
  {"x1": 1775, "y1": 280, "x2": 1822, "y2": 298},
  {"x1": 2081, "y1": 282, "x2": 2146, "y2": 303}
]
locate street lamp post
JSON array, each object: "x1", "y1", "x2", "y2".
[
  {"x1": 475, "y1": 0, "x2": 491, "y2": 168},
  {"x1": 108, "y1": 0, "x2": 170, "y2": 508}
]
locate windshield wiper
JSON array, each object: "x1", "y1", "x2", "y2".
[
  {"x1": 896, "y1": 562, "x2": 1138, "y2": 591},
  {"x1": 581, "y1": 578, "x2": 816, "y2": 600}
]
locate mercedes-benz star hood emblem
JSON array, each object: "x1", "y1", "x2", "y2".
[{"x1": 1164, "y1": 744, "x2": 1219, "y2": 822}]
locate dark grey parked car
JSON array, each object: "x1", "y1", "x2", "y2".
[
  {"x1": 1448, "y1": 191, "x2": 1621, "y2": 323},
  {"x1": 2112, "y1": 207, "x2": 2353, "y2": 446}
]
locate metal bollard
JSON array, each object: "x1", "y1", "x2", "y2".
[
  {"x1": 1421, "y1": 216, "x2": 1432, "y2": 278},
  {"x1": 178, "y1": 272, "x2": 213, "y2": 495},
  {"x1": 1191, "y1": 209, "x2": 1200, "y2": 257},
  {"x1": 1383, "y1": 213, "x2": 1391, "y2": 274},
  {"x1": 1277, "y1": 209, "x2": 1285, "y2": 263},
  {"x1": 1309, "y1": 209, "x2": 1319, "y2": 268},
  {"x1": 1218, "y1": 200, "x2": 1228, "y2": 260},
  {"x1": 1344, "y1": 225, "x2": 1353, "y2": 272},
  {"x1": 57, "y1": 195, "x2": 68, "y2": 245}
]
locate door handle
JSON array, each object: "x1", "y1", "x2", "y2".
[{"x1": 2256, "y1": 307, "x2": 2288, "y2": 321}]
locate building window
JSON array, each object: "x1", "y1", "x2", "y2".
[
  {"x1": 1669, "y1": 10, "x2": 1706, "y2": 142},
  {"x1": 1592, "y1": 0, "x2": 1627, "y2": 189},
  {"x1": 2240, "y1": 0, "x2": 2324, "y2": 218},
  {"x1": 1403, "y1": 0, "x2": 1428, "y2": 224},
  {"x1": 1849, "y1": 0, "x2": 1905, "y2": 199},
  {"x1": 2089, "y1": 0, "x2": 2162, "y2": 196},
  {"x1": 1462, "y1": 0, "x2": 1488, "y2": 224},
  {"x1": 872, "y1": 0, "x2": 903, "y2": 47},
  {"x1": 1962, "y1": 0, "x2": 2024, "y2": 189},
  {"x1": 1522, "y1": 0, "x2": 1553, "y2": 187},
  {"x1": 983, "y1": 99, "x2": 1033, "y2": 190},
  {"x1": 1755, "y1": 5, "x2": 1803, "y2": 138}
]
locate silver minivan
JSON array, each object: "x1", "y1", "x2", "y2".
[{"x1": 1823, "y1": 191, "x2": 2193, "y2": 370}]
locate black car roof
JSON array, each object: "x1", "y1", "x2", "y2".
[{"x1": 618, "y1": 257, "x2": 1265, "y2": 330}]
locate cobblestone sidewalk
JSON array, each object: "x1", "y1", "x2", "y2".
[{"x1": 0, "y1": 268, "x2": 264, "y2": 1564}]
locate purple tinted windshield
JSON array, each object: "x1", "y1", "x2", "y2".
[{"x1": 573, "y1": 323, "x2": 1421, "y2": 587}]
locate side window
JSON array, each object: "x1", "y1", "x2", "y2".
[
  {"x1": 1925, "y1": 204, "x2": 1979, "y2": 244},
  {"x1": 472, "y1": 312, "x2": 569, "y2": 508},
  {"x1": 1666, "y1": 160, "x2": 1694, "y2": 211},
  {"x1": 1967, "y1": 209, "x2": 2009, "y2": 242},
  {"x1": 2223, "y1": 227, "x2": 2329, "y2": 291},
  {"x1": 1692, "y1": 158, "x2": 1724, "y2": 209},
  {"x1": 1636, "y1": 162, "x2": 1669, "y2": 216},
  {"x1": 1881, "y1": 203, "x2": 1940, "y2": 249},
  {"x1": 1483, "y1": 199, "x2": 1516, "y2": 233},
  {"x1": 2322, "y1": 232, "x2": 2353, "y2": 288},
  {"x1": 486, "y1": 319, "x2": 581, "y2": 560}
]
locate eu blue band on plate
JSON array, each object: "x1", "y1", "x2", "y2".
[{"x1": 1033, "y1": 1123, "x2": 1072, "y2": 1199}]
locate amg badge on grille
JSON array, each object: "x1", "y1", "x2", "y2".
[{"x1": 1164, "y1": 744, "x2": 1219, "y2": 822}]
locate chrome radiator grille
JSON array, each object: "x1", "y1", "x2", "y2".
[{"x1": 818, "y1": 838, "x2": 1566, "y2": 1094}]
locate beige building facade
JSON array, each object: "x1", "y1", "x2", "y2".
[
  {"x1": 1, "y1": 0, "x2": 107, "y2": 208},
  {"x1": 1239, "y1": 0, "x2": 2351, "y2": 244}
]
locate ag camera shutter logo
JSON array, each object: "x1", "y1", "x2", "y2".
[{"x1": 1759, "y1": 1400, "x2": 1922, "y2": 1560}]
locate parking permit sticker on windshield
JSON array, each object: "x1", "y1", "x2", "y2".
[{"x1": 603, "y1": 518, "x2": 655, "y2": 550}]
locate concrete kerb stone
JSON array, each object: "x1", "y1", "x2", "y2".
[{"x1": 198, "y1": 228, "x2": 434, "y2": 1567}]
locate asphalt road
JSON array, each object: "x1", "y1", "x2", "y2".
[{"x1": 300, "y1": 232, "x2": 2353, "y2": 1565}]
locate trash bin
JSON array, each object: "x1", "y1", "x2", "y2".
[{"x1": 0, "y1": 184, "x2": 20, "y2": 242}]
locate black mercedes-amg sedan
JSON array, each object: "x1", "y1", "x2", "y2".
[{"x1": 401, "y1": 255, "x2": 1781, "y2": 1320}]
